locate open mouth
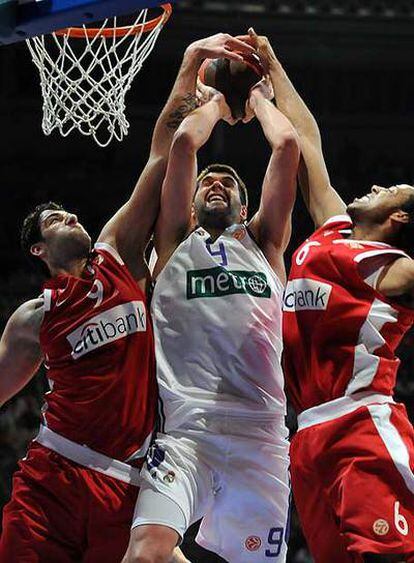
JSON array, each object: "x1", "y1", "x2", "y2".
[
  {"x1": 354, "y1": 194, "x2": 371, "y2": 203},
  {"x1": 206, "y1": 193, "x2": 227, "y2": 204}
]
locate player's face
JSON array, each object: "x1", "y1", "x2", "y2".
[
  {"x1": 38, "y1": 209, "x2": 91, "y2": 261},
  {"x1": 347, "y1": 184, "x2": 414, "y2": 223},
  {"x1": 194, "y1": 172, "x2": 245, "y2": 228}
]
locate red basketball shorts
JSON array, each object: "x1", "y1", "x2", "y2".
[
  {"x1": 290, "y1": 400, "x2": 414, "y2": 563},
  {"x1": 0, "y1": 442, "x2": 139, "y2": 563}
]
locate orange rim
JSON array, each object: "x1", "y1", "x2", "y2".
[{"x1": 55, "y1": 3, "x2": 172, "y2": 38}]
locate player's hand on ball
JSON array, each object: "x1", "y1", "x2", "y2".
[
  {"x1": 196, "y1": 78, "x2": 220, "y2": 105},
  {"x1": 237, "y1": 28, "x2": 278, "y2": 74},
  {"x1": 214, "y1": 91, "x2": 237, "y2": 125},
  {"x1": 188, "y1": 33, "x2": 255, "y2": 64},
  {"x1": 250, "y1": 76, "x2": 274, "y2": 102},
  {"x1": 243, "y1": 77, "x2": 274, "y2": 123},
  {"x1": 196, "y1": 80, "x2": 235, "y2": 123}
]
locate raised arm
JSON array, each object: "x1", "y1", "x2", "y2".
[
  {"x1": 98, "y1": 34, "x2": 255, "y2": 282},
  {"x1": 154, "y1": 92, "x2": 232, "y2": 274},
  {"x1": 0, "y1": 299, "x2": 44, "y2": 408},
  {"x1": 247, "y1": 80, "x2": 300, "y2": 280},
  {"x1": 243, "y1": 29, "x2": 346, "y2": 228}
]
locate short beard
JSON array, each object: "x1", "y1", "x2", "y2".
[
  {"x1": 51, "y1": 234, "x2": 91, "y2": 268},
  {"x1": 196, "y1": 206, "x2": 239, "y2": 230}
]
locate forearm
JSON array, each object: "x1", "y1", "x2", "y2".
[
  {"x1": 154, "y1": 99, "x2": 223, "y2": 258},
  {"x1": 253, "y1": 96, "x2": 299, "y2": 150},
  {"x1": 268, "y1": 59, "x2": 322, "y2": 145},
  {"x1": 174, "y1": 98, "x2": 222, "y2": 152},
  {"x1": 150, "y1": 45, "x2": 203, "y2": 157}
]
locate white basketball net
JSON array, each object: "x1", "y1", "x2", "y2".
[{"x1": 26, "y1": 9, "x2": 168, "y2": 147}]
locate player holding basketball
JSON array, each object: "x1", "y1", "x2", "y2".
[
  {"x1": 0, "y1": 33, "x2": 255, "y2": 563},
  {"x1": 123, "y1": 58, "x2": 300, "y2": 562},
  {"x1": 244, "y1": 28, "x2": 414, "y2": 563}
]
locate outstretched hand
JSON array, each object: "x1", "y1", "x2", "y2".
[
  {"x1": 189, "y1": 32, "x2": 255, "y2": 63},
  {"x1": 236, "y1": 28, "x2": 278, "y2": 74}
]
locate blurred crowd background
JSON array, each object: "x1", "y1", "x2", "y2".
[{"x1": 1, "y1": 1, "x2": 414, "y2": 561}]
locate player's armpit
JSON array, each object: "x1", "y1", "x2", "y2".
[
  {"x1": 376, "y1": 257, "x2": 414, "y2": 298},
  {"x1": 170, "y1": 547, "x2": 191, "y2": 563},
  {"x1": 0, "y1": 299, "x2": 44, "y2": 407}
]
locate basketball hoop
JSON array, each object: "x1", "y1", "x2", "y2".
[{"x1": 26, "y1": 4, "x2": 172, "y2": 147}]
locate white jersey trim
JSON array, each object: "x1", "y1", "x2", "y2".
[
  {"x1": 322, "y1": 214, "x2": 352, "y2": 226},
  {"x1": 43, "y1": 288, "x2": 52, "y2": 312},
  {"x1": 368, "y1": 403, "x2": 414, "y2": 495},
  {"x1": 94, "y1": 242, "x2": 124, "y2": 265},
  {"x1": 353, "y1": 248, "x2": 408, "y2": 261},
  {"x1": 297, "y1": 392, "x2": 395, "y2": 431},
  {"x1": 35, "y1": 425, "x2": 143, "y2": 485},
  {"x1": 345, "y1": 298, "x2": 399, "y2": 395},
  {"x1": 333, "y1": 239, "x2": 392, "y2": 248}
]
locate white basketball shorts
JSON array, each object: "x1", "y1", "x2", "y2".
[{"x1": 132, "y1": 415, "x2": 291, "y2": 562}]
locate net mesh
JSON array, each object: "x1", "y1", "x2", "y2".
[{"x1": 26, "y1": 8, "x2": 169, "y2": 147}]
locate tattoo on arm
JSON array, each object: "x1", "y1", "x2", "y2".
[{"x1": 166, "y1": 93, "x2": 199, "y2": 130}]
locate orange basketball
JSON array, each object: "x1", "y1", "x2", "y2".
[{"x1": 198, "y1": 52, "x2": 263, "y2": 120}]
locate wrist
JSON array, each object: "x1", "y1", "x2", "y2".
[
  {"x1": 268, "y1": 56, "x2": 284, "y2": 76},
  {"x1": 184, "y1": 43, "x2": 204, "y2": 65},
  {"x1": 249, "y1": 90, "x2": 267, "y2": 112}
]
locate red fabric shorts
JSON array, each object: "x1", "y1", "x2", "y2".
[
  {"x1": 290, "y1": 402, "x2": 414, "y2": 563},
  {"x1": 0, "y1": 442, "x2": 138, "y2": 563}
]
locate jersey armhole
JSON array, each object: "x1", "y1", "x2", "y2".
[
  {"x1": 354, "y1": 249, "x2": 413, "y2": 308},
  {"x1": 94, "y1": 242, "x2": 124, "y2": 265},
  {"x1": 311, "y1": 214, "x2": 353, "y2": 241},
  {"x1": 245, "y1": 225, "x2": 285, "y2": 292}
]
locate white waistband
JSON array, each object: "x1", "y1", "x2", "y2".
[
  {"x1": 297, "y1": 392, "x2": 395, "y2": 431},
  {"x1": 35, "y1": 426, "x2": 146, "y2": 486}
]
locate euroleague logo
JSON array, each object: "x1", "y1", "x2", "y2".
[
  {"x1": 244, "y1": 535, "x2": 262, "y2": 552},
  {"x1": 373, "y1": 519, "x2": 389, "y2": 536}
]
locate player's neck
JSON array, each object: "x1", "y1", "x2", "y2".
[
  {"x1": 203, "y1": 225, "x2": 227, "y2": 241},
  {"x1": 350, "y1": 223, "x2": 392, "y2": 244},
  {"x1": 49, "y1": 257, "x2": 89, "y2": 278}
]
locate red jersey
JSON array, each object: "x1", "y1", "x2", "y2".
[
  {"x1": 39, "y1": 242, "x2": 157, "y2": 461},
  {"x1": 283, "y1": 215, "x2": 414, "y2": 414}
]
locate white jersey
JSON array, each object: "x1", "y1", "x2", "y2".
[{"x1": 151, "y1": 224, "x2": 286, "y2": 432}]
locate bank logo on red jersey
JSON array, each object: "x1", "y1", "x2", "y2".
[
  {"x1": 67, "y1": 300, "x2": 146, "y2": 359},
  {"x1": 283, "y1": 278, "x2": 332, "y2": 312}
]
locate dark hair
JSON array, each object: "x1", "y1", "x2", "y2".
[
  {"x1": 20, "y1": 202, "x2": 64, "y2": 277},
  {"x1": 196, "y1": 163, "x2": 248, "y2": 207},
  {"x1": 398, "y1": 191, "x2": 414, "y2": 256}
]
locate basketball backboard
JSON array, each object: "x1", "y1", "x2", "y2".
[{"x1": 0, "y1": 0, "x2": 171, "y2": 44}]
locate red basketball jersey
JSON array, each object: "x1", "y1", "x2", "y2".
[
  {"x1": 39, "y1": 243, "x2": 157, "y2": 461},
  {"x1": 283, "y1": 215, "x2": 414, "y2": 414}
]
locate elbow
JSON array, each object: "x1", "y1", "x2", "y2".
[
  {"x1": 171, "y1": 127, "x2": 198, "y2": 155},
  {"x1": 276, "y1": 129, "x2": 300, "y2": 153},
  {"x1": 272, "y1": 130, "x2": 301, "y2": 161}
]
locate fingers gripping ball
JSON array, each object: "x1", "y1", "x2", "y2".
[{"x1": 198, "y1": 53, "x2": 263, "y2": 120}]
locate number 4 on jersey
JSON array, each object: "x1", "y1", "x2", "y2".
[{"x1": 206, "y1": 241, "x2": 228, "y2": 266}]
